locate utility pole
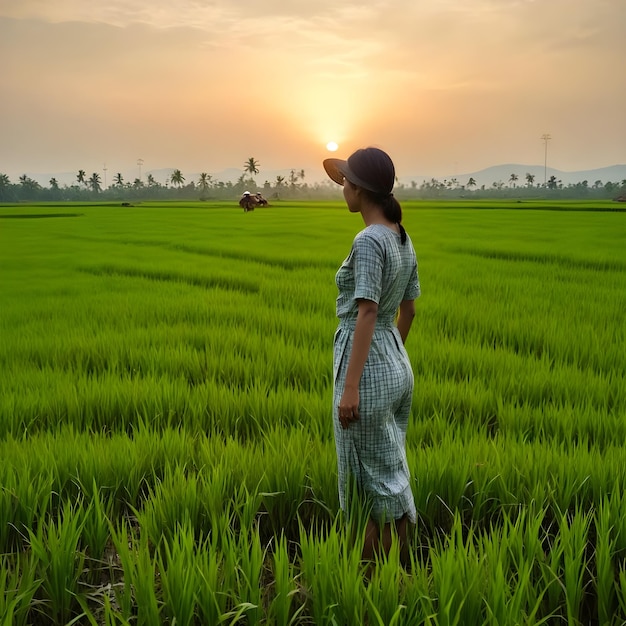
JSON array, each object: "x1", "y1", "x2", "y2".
[{"x1": 541, "y1": 134, "x2": 551, "y2": 186}]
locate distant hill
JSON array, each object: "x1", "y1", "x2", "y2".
[{"x1": 398, "y1": 164, "x2": 626, "y2": 188}]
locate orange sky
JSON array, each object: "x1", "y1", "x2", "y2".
[{"x1": 1, "y1": 0, "x2": 624, "y2": 184}]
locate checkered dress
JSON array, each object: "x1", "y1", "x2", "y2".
[{"x1": 333, "y1": 224, "x2": 420, "y2": 524}]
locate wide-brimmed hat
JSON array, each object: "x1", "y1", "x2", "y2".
[{"x1": 323, "y1": 147, "x2": 395, "y2": 195}]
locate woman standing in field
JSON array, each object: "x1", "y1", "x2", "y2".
[{"x1": 323, "y1": 147, "x2": 420, "y2": 566}]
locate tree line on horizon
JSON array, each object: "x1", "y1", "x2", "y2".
[{"x1": 2, "y1": 158, "x2": 625, "y2": 203}]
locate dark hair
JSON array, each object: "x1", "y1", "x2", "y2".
[
  {"x1": 343, "y1": 147, "x2": 407, "y2": 244},
  {"x1": 324, "y1": 146, "x2": 408, "y2": 243},
  {"x1": 361, "y1": 187, "x2": 407, "y2": 244}
]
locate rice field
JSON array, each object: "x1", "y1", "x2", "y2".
[{"x1": 1, "y1": 199, "x2": 625, "y2": 625}]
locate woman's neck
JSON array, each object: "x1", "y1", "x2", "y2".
[{"x1": 361, "y1": 202, "x2": 397, "y2": 231}]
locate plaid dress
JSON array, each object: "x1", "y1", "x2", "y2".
[{"x1": 333, "y1": 224, "x2": 420, "y2": 524}]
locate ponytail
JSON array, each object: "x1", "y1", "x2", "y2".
[
  {"x1": 382, "y1": 194, "x2": 406, "y2": 244},
  {"x1": 361, "y1": 188, "x2": 407, "y2": 244}
]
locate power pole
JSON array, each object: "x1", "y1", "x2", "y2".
[{"x1": 541, "y1": 134, "x2": 551, "y2": 186}]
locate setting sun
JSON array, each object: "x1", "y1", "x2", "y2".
[{"x1": 326, "y1": 141, "x2": 339, "y2": 152}]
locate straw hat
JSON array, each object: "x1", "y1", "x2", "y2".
[{"x1": 323, "y1": 147, "x2": 395, "y2": 195}]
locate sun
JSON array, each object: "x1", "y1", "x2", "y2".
[{"x1": 326, "y1": 141, "x2": 339, "y2": 152}]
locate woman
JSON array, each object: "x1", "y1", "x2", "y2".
[{"x1": 323, "y1": 147, "x2": 420, "y2": 563}]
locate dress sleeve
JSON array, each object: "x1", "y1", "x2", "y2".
[
  {"x1": 352, "y1": 232, "x2": 384, "y2": 303},
  {"x1": 403, "y1": 261, "x2": 421, "y2": 300}
]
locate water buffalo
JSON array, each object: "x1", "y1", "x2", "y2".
[{"x1": 239, "y1": 191, "x2": 268, "y2": 212}]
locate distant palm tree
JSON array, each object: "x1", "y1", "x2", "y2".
[
  {"x1": 133, "y1": 178, "x2": 144, "y2": 189},
  {"x1": 244, "y1": 158, "x2": 260, "y2": 177},
  {"x1": 19, "y1": 175, "x2": 39, "y2": 190},
  {"x1": 88, "y1": 172, "x2": 102, "y2": 193},
  {"x1": 147, "y1": 174, "x2": 156, "y2": 187},
  {"x1": 171, "y1": 169, "x2": 185, "y2": 188},
  {"x1": 114, "y1": 173, "x2": 124, "y2": 187},
  {"x1": 0, "y1": 174, "x2": 11, "y2": 201},
  {"x1": 525, "y1": 173, "x2": 535, "y2": 187},
  {"x1": 509, "y1": 173, "x2": 519, "y2": 188},
  {"x1": 77, "y1": 170, "x2": 86, "y2": 187},
  {"x1": 198, "y1": 173, "x2": 212, "y2": 194},
  {"x1": 467, "y1": 177, "x2": 476, "y2": 189},
  {"x1": 49, "y1": 178, "x2": 59, "y2": 190},
  {"x1": 288, "y1": 169, "x2": 299, "y2": 189}
]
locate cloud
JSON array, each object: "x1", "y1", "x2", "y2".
[{"x1": 1, "y1": 0, "x2": 624, "y2": 180}]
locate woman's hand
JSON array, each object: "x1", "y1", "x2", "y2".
[{"x1": 338, "y1": 384, "x2": 360, "y2": 429}]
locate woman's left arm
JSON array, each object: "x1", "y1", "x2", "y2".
[
  {"x1": 396, "y1": 299, "x2": 416, "y2": 344},
  {"x1": 338, "y1": 298, "x2": 378, "y2": 429}
]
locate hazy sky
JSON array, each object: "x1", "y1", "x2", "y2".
[{"x1": 1, "y1": 0, "x2": 624, "y2": 183}]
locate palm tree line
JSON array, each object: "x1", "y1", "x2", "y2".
[
  {"x1": 0, "y1": 157, "x2": 314, "y2": 202},
  {"x1": 415, "y1": 172, "x2": 626, "y2": 198},
  {"x1": 1, "y1": 162, "x2": 625, "y2": 202}
]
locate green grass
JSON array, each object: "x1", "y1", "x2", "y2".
[{"x1": 0, "y1": 200, "x2": 625, "y2": 624}]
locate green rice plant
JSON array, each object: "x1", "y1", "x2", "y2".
[
  {"x1": 617, "y1": 566, "x2": 626, "y2": 622},
  {"x1": 395, "y1": 557, "x2": 436, "y2": 625},
  {"x1": 3, "y1": 466, "x2": 54, "y2": 552},
  {"x1": 81, "y1": 479, "x2": 114, "y2": 564},
  {"x1": 258, "y1": 426, "x2": 312, "y2": 537},
  {"x1": 195, "y1": 528, "x2": 237, "y2": 625},
  {"x1": 501, "y1": 504, "x2": 550, "y2": 613},
  {"x1": 0, "y1": 476, "x2": 16, "y2": 553},
  {"x1": 0, "y1": 552, "x2": 40, "y2": 626},
  {"x1": 267, "y1": 533, "x2": 303, "y2": 626},
  {"x1": 298, "y1": 517, "x2": 365, "y2": 624},
  {"x1": 594, "y1": 497, "x2": 618, "y2": 625},
  {"x1": 108, "y1": 517, "x2": 161, "y2": 625},
  {"x1": 204, "y1": 470, "x2": 261, "y2": 543},
  {"x1": 364, "y1": 539, "x2": 406, "y2": 625},
  {"x1": 483, "y1": 557, "x2": 511, "y2": 626},
  {"x1": 91, "y1": 595, "x2": 134, "y2": 626},
  {"x1": 480, "y1": 515, "x2": 554, "y2": 625},
  {"x1": 430, "y1": 515, "x2": 485, "y2": 626},
  {"x1": 480, "y1": 523, "x2": 511, "y2": 625},
  {"x1": 560, "y1": 508, "x2": 593, "y2": 625},
  {"x1": 136, "y1": 464, "x2": 204, "y2": 546},
  {"x1": 604, "y1": 487, "x2": 626, "y2": 558},
  {"x1": 231, "y1": 524, "x2": 265, "y2": 625},
  {"x1": 27, "y1": 498, "x2": 86, "y2": 625},
  {"x1": 536, "y1": 519, "x2": 566, "y2": 621},
  {"x1": 157, "y1": 521, "x2": 198, "y2": 626},
  {"x1": 303, "y1": 440, "x2": 341, "y2": 520},
  {"x1": 127, "y1": 534, "x2": 161, "y2": 626},
  {"x1": 330, "y1": 529, "x2": 368, "y2": 625}
]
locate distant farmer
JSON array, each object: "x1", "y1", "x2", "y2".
[
  {"x1": 239, "y1": 191, "x2": 269, "y2": 211},
  {"x1": 254, "y1": 192, "x2": 268, "y2": 207},
  {"x1": 239, "y1": 191, "x2": 257, "y2": 212}
]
